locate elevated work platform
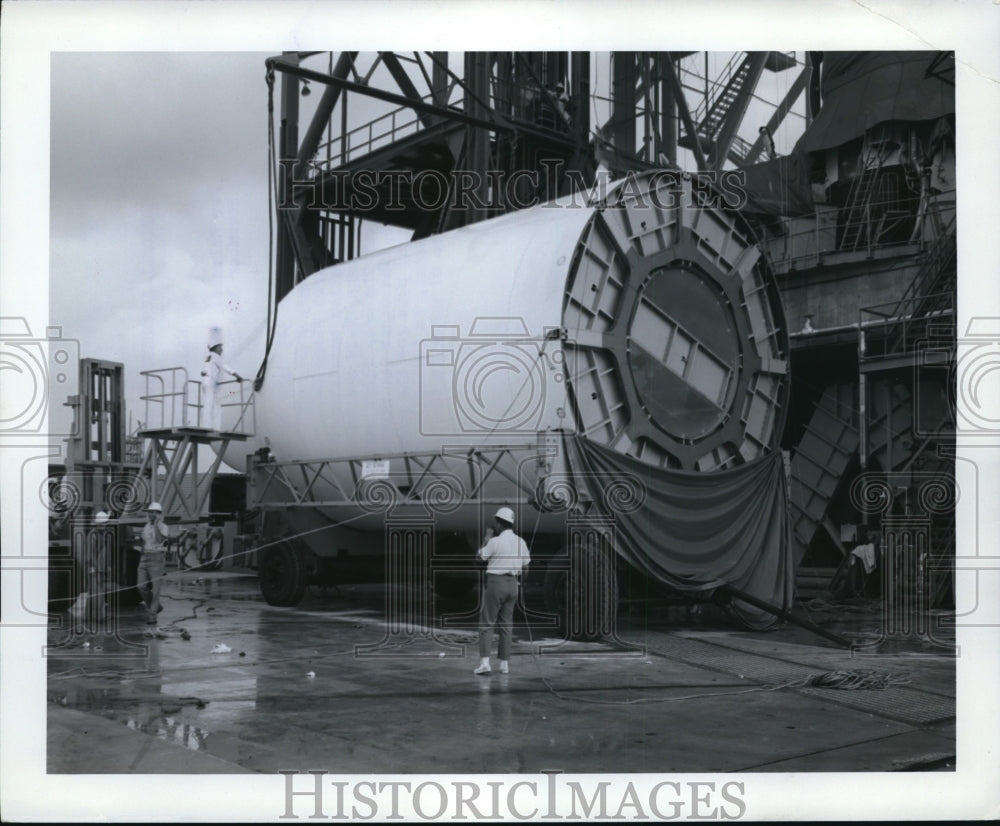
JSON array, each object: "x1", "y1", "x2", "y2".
[
  {"x1": 125, "y1": 367, "x2": 255, "y2": 523},
  {"x1": 131, "y1": 427, "x2": 247, "y2": 523}
]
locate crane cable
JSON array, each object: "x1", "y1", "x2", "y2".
[{"x1": 254, "y1": 67, "x2": 280, "y2": 392}]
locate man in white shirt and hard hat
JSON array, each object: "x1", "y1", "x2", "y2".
[
  {"x1": 137, "y1": 501, "x2": 170, "y2": 624},
  {"x1": 474, "y1": 506, "x2": 530, "y2": 676}
]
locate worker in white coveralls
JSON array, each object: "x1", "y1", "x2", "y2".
[
  {"x1": 200, "y1": 326, "x2": 243, "y2": 431},
  {"x1": 474, "y1": 507, "x2": 530, "y2": 676}
]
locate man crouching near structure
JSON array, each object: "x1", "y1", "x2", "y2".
[{"x1": 474, "y1": 507, "x2": 530, "y2": 676}]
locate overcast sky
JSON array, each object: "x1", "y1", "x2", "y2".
[{"x1": 49, "y1": 52, "x2": 274, "y2": 435}]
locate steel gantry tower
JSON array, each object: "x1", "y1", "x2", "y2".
[{"x1": 265, "y1": 51, "x2": 808, "y2": 301}]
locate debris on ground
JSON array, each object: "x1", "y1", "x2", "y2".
[{"x1": 161, "y1": 696, "x2": 209, "y2": 714}]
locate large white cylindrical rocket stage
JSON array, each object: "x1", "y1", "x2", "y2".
[
  {"x1": 224, "y1": 171, "x2": 788, "y2": 540},
  {"x1": 224, "y1": 171, "x2": 792, "y2": 623}
]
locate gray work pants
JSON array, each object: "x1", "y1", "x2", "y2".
[
  {"x1": 478, "y1": 573, "x2": 519, "y2": 660},
  {"x1": 136, "y1": 551, "x2": 166, "y2": 620}
]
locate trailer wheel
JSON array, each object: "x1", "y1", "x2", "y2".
[
  {"x1": 259, "y1": 542, "x2": 308, "y2": 606},
  {"x1": 543, "y1": 542, "x2": 618, "y2": 641}
]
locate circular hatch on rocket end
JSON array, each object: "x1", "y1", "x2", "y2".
[
  {"x1": 628, "y1": 263, "x2": 740, "y2": 442},
  {"x1": 561, "y1": 170, "x2": 789, "y2": 472}
]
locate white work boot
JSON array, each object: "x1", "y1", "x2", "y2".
[
  {"x1": 473, "y1": 658, "x2": 491, "y2": 676},
  {"x1": 499, "y1": 660, "x2": 509, "y2": 675}
]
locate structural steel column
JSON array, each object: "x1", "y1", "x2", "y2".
[
  {"x1": 657, "y1": 53, "x2": 677, "y2": 165},
  {"x1": 463, "y1": 51, "x2": 492, "y2": 227},
  {"x1": 611, "y1": 52, "x2": 637, "y2": 165},
  {"x1": 275, "y1": 52, "x2": 300, "y2": 303},
  {"x1": 570, "y1": 51, "x2": 591, "y2": 164}
]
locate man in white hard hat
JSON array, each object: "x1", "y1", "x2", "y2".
[
  {"x1": 474, "y1": 506, "x2": 530, "y2": 676},
  {"x1": 200, "y1": 325, "x2": 243, "y2": 431},
  {"x1": 69, "y1": 510, "x2": 113, "y2": 624},
  {"x1": 137, "y1": 502, "x2": 170, "y2": 624},
  {"x1": 89, "y1": 511, "x2": 113, "y2": 622}
]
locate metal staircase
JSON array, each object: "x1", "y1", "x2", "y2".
[
  {"x1": 839, "y1": 132, "x2": 890, "y2": 251},
  {"x1": 679, "y1": 51, "x2": 796, "y2": 167},
  {"x1": 698, "y1": 54, "x2": 756, "y2": 140},
  {"x1": 860, "y1": 216, "x2": 957, "y2": 368},
  {"x1": 854, "y1": 215, "x2": 957, "y2": 613}
]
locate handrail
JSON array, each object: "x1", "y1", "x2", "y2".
[
  {"x1": 763, "y1": 194, "x2": 955, "y2": 270},
  {"x1": 218, "y1": 378, "x2": 257, "y2": 435},
  {"x1": 693, "y1": 52, "x2": 745, "y2": 130},
  {"x1": 140, "y1": 367, "x2": 255, "y2": 435},
  {"x1": 140, "y1": 367, "x2": 189, "y2": 430},
  {"x1": 311, "y1": 72, "x2": 573, "y2": 172},
  {"x1": 858, "y1": 292, "x2": 954, "y2": 362}
]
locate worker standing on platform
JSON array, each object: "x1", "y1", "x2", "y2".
[
  {"x1": 200, "y1": 326, "x2": 243, "y2": 431},
  {"x1": 474, "y1": 507, "x2": 530, "y2": 676},
  {"x1": 137, "y1": 501, "x2": 170, "y2": 624}
]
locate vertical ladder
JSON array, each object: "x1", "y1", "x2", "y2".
[{"x1": 840, "y1": 131, "x2": 889, "y2": 251}]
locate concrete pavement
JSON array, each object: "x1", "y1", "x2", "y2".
[{"x1": 47, "y1": 570, "x2": 956, "y2": 775}]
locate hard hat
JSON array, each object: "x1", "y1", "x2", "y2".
[
  {"x1": 95, "y1": 511, "x2": 110, "y2": 523},
  {"x1": 495, "y1": 507, "x2": 515, "y2": 524},
  {"x1": 147, "y1": 502, "x2": 163, "y2": 512},
  {"x1": 207, "y1": 325, "x2": 223, "y2": 349}
]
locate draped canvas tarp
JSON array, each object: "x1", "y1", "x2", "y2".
[
  {"x1": 794, "y1": 51, "x2": 955, "y2": 155},
  {"x1": 565, "y1": 435, "x2": 794, "y2": 628}
]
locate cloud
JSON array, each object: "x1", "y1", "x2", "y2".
[
  {"x1": 51, "y1": 52, "x2": 271, "y2": 222},
  {"x1": 49, "y1": 52, "x2": 274, "y2": 442}
]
